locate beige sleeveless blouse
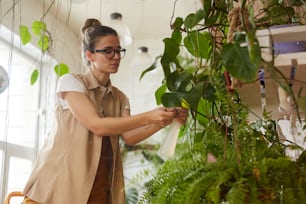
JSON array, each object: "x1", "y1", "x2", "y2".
[{"x1": 23, "y1": 70, "x2": 130, "y2": 204}]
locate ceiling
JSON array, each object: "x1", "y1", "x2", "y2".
[{"x1": 44, "y1": 0, "x2": 202, "y2": 40}]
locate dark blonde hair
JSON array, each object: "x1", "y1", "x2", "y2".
[{"x1": 81, "y1": 18, "x2": 118, "y2": 65}]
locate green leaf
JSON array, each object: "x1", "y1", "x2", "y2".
[
  {"x1": 155, "y1": 83, "x2": 167, "y2": 105},
  {"x1": 202, "y1": 0, "x2": 212, "y2": 14},
  {"x1": 54, "y1": 63, "x2": 70, "y2": 76},
  {"x1": 166, "y1": 71, "x2": 193, "y2": 92},
  {"x1": 139, "y1": 55, "x2": 161, "y2": 80},
  {"x1": 196, "y1": 98, "x2": 209, "y2": 126},
  {"x1": 184, "y1": 13, "x2": 196, "y2": 29},
  {"x1": 38, "y1": 35, "x2": 50, "y2": 52},
  {"x1": 160, "y1": 55, "x2": 171, "y2": 78},
  {"x1": 221, "y1": 43, "x2": 258, "y2": 82},
  {"x1": 32, "y1": 21, "x2": 47, "y2": 36},
  {"x1": 184, "y1": 9, "x2": 205, "y2": 28},
  {"x1": 234, "y1": 32, "x2": 247, "y2": 44},
  {"x1": 171, "y1": 29, "x2": 182, "y2": 45},
  {"x1": 126, "y1": 187, "x2": 139, "y2": 204},
  {"x1": 163, "y1": 85, "x2": 203, "y2": 110},
  {"x1": 203, "y1": 0, "x2": 226, "y2": 26},
  {"x1": 194, "y1": 9, "x2": 205, "y2": 24},
  {"x1": 202, "y1": 82, "x2": 216, "y2": 101},
  {"x1": 183, "y1": 82, "x2": 203, "y2": 109},
  {"x1": 163, "y1": 38, "x2": 180, "y2": 60},
  {"x1": 269, "y1": 6, "x2": 293, "y2": 25},
  {"x1": 206, "y1": 185, "x2": 221, "y2": 203},
  {"x1": 19, "y1": 25, "x2": 31, "y2": 45},
  {"x1": 225, "y1": 180, "x2": 248, "y2": 204},
  {"x1": 161, "y1": 92, "x2": 182, "y2": 107},
  {"x1": 246, "y1": 30, "x2": 262, "y2": 67},
  {"x1": 30, "y1": 69, "x2": 39, "y2": 85},
  {"x1": 296, "y1": 150, "x2": 306, "y2": 165},
  {"x1": 184, "y1": 31, "x2": 211, "y2": 59},
  {"x1": 161, "y1": 38, "x2": 180, "y2": 77},
  {"x1": 171, "y1": 17, "x2": 183, "y2": 29}
]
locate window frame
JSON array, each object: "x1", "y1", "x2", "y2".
[{"x1": 0, "y1": 25, "x2": 58, "y2": 202}]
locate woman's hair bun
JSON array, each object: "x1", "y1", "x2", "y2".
[{"x1": 81, "y1": 18, "x2": 102, "y2": 35}]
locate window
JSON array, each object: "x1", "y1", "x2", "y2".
[{"x1": 0, "y1": 25, "x2": 57, "y2": 203}]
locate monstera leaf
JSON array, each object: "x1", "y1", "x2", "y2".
[
  {"x1": 161, "y1": 71, "x2": 203, "y2": 109},
  {"x1": 221, "y1": 42, "x2": 258, "y2": 82}
]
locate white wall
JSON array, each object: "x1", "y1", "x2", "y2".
[{"x1": 1, "y1": 0, "x2": 83, "y2": 73}]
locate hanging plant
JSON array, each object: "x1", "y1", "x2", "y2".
[
  {"x1": 139, "y1": 0, "x2": 306, "y2": 203},
  {"x1": 19, "y1": 20, "x2": 70, "y2": 84},
  {"x1": 20, "y1": 21, "x2": 51, "y2": 52}
]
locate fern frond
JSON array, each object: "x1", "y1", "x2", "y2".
[{"x1": 225, "y1": 178, "x2": 249, "y2": 204}]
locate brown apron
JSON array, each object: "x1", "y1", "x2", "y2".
[{"x1": 87, "y1": 136, "x2": 113, "y2": 204}]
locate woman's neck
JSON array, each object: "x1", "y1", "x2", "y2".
[{"x1": 91, "y1": 69, "x2": 109, "y2": 86}]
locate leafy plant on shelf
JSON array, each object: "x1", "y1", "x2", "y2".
[{"x1": 139, "y1": 0, "x2": 306, "y2": 203}]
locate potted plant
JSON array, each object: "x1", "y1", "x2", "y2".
[{"x1": 138, "y1": 0, "x2": 306, "y2": 203}]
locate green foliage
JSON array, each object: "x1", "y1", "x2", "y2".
[
  {"x1": 19, "y1": 20, "x2": 70, "y2": 84},
  {"x1": 140, "y1": 115, "x2": 306, "y2": 203},
  {"x1": 30, "y1": 69, "x2": 39, "y2": 85},
  {"x1": 126, "y1": 187, "x2": 139, "y2": 204},
  {"x1": 19, "y1": 25, "x2": 31, "y2": 45},
  {"x1": 20, "y1": 21, "x2": 50, "y2": 52},
  {"x1": 38, "y1": 35, "x2": 49, "y2": 52},
  {"x1": 221, "y1": 31, "x2": 261, "y2": 82},
  {"x1": 139, "y1": 0, "x2": 306, "y2": 203},
  {"x1": 184, "y1": 31, "x2": 211, "y2": 59},
  {"x1": 259, "y1": 0, "x2": 297, "y2": 25},
  {"x1": 139, "y1": 55, "x2": 162, "y2": 80},
  {"x1": 32, "y1": 21, "x2": 47, "y2": 36},
  {"x1": 54, "y1": 63, "x2": 70, "y2": 77}
]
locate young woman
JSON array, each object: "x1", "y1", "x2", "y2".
[{"x1": 21, "y1": 18, "x2": 187, "y2": 204}]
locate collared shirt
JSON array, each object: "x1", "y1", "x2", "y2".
[{"x1": 23, "y1": 69, "x2": 129, "y2": 204}]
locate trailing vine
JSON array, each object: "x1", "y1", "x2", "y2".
[{"x1": 19, "y1": 20, "x2": 70, "y2": 85}]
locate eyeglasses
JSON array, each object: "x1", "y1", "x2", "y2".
[{"x1": 94, "y1": 48, "x2": 126, "y2": 59}]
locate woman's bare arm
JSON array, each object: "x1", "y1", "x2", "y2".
[
  {"x1": 121, "y1": 108, "x2": 189, "y2": 145},
  {"x1": 62, "y1": 91, "x2": 175, "y2": 136}
]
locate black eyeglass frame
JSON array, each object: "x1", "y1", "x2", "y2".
[{"x1": 93, "y1": 48, "x2": 126, "y2": 59}]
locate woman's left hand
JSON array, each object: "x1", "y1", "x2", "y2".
[{"x1": 174, "y1": 107, "x2": 188, "y2": 125}]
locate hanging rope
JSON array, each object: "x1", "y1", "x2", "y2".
[
  {"x1": 227, "y1": 6, "x2": 250, "y2": 42},
  {"x1": 225, "y1": 6, "x2": 250, "y2": 90}
]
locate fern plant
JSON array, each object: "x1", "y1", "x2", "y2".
[
  {"x1": 139, "y1": 0, "x2": 306, "y2": 203},
  {"x1": 140, "y1": 107, "x2": 306, "y2": 203}
]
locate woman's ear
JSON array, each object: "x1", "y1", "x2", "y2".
[{"x1": 85, "y1": 50, "x2": 94, "y2": 63}]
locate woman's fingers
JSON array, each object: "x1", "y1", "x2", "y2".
[
  {"x1": 174, "y1": 107, "x2": 188, "y2": 124},
  {"x1": 151, "y1": 107, "x2": 189, "y2": 127}
]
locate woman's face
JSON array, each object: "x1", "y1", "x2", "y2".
[{"x1": 87, "y1": 35, "x2": 122, "y2": 74}]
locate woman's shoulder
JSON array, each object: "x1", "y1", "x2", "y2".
[
  {"x1": 57, "y1": 73, "x2": 86, "y2": 93},
  {"x1": 59, "y1": 73, "x2": 75, "y2": 80}
]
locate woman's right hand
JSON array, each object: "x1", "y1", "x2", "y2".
[{"x1": 149, "y1": 107, "x2": 176, "y2": 128}]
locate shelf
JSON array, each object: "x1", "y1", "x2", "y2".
[{"x1": 257, "y1": 25, "x2": 306, "y2": 67}]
